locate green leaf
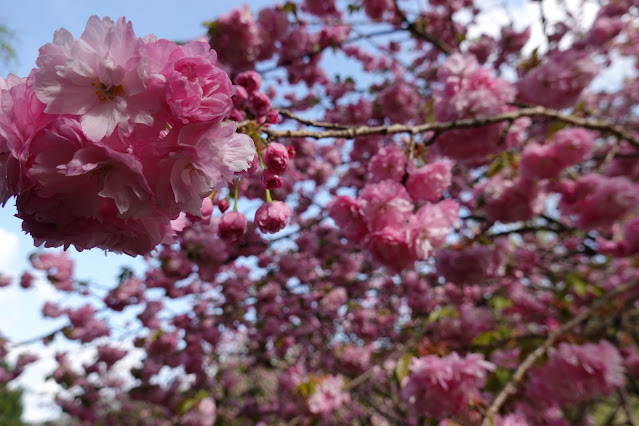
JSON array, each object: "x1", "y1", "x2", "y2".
[
  {"x1": 488, "y1": 296, "x2": 512, "y2": 311},
  {"x1": 472, "y1": 331, "x2": 498, "y2": 346},
  {"x1": 394, "y1": 353, "x2": 414, "y2": 383},
  {"x1": 177, "y1": 397, "x2": 195, "y2": 415},
  {"x1": 565, "y1": 271, "x2": 588, "y2": 296},
  {"x1": 484, "y1": 366, "x2": 512, "y2": 393},
  {"x1": 428, "y1": 306, "x2": 457, "y2": 322}
]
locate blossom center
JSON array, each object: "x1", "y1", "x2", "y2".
[{"x1": 92, "y1": 82, "x2": 124, "y2": 102}]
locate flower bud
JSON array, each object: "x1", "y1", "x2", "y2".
[
  {"x1": 262, "y1": 142, "x2": 290, "y2": 174},
  {"x1": 255, "y1": 201, "x2": 292, "y2": 234},
  {"x1": 266, "y1": 110, "x2": 279, "y2": 124},
  {"x1": 218, "y1": 211, "x2": 248, "y2": 241},
  {"x1": 232, "y1": 85, "x2": 249, "y2": 107},
  {"x1": 261, "y1": 169, "x2": 284, "y2": 189},
  {"x1": 235, "y1": 70, "x2": 262, "y2": 93},
  {"x1": 248, "y1": 91, "x2": 271, "y2": 116},
  {"x1": 218, "y1": 198, "x2": 230, "y2": 213}
]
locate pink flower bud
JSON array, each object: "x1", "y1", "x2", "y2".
[
  {"x1": 20, "y1": 272, "x2": 34, "y2": 289},
  {"x1": 218, "y1": 211, "x2": 248, "y2": 241},
  {"x1": 266, "y1": 110, "x2": 279, "y2": 124},
  {"x1": 235, "y1": 70, "x2": 262, "y2": 93},
  {"x1": 287, "y1": 145, "x2": 296, "y2": 159},
  {"x1": 262, "y1": 142, "x2": 290, "y2": 174},
  {"x1": 232, "y1": 85, "x2": 249, "y2": 107},
  {"x1": 227, "y1": 109, "x2": 246, "y2": 122},
  {"x1": 248, "y1": 91, "x2": 271, "y2": 116},
  {"x1": 261, "y1": 169, "x2": 284, "y2": 189},
  {"x1": 200, "y1": 197, "x2": 214, "y2": 221},
  {"x1": 218, "y1": 199, "x2": 230, "y2": 213},
  {"x1": 255, "y1": 201, "x2": 292, "y2": 234}
]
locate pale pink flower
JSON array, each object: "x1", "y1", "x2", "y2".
[
  {"x1": 409, "y1": 200, "x2": 459, "y2": 260},
  {"x1": 483, "y1": 177, "x2": 543, "y2": 223},
  {"x1": 433, "y1": 54, "x2": 522, "y2": 164},
  {"x1": 327, "y1": 195, "x2": 367, "y2": 243},
  {"x1": 210, "y1": 6, "x2": 261, "y2": 71},
  {"x1": 235, "y1": 70, "x2": 262, "y2": 93},
  {"x1": 364, "y1": 224, "x2": 413, "y2": 272},
  {"x1": 521, "y1": 129, "x2": 595, "y2": 180},
  {"x1": 34, "y1": 16, "x2": 150, "y2": 141},
  {"x1": 559, "y1": 174, "x2": 639, "y2": 230},
  {"x1": 307, "y1": 375, "x2": 350, "y2": 415},
  {"x1": 154, "y1": 121, "x2": 256, "y2": 216},
  {"x1": 321, "y1": 287, "x2": 348, "y2": 311}
]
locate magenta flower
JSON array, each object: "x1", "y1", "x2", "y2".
[
  {"x1": 218, "y1": 211, "x2": 248, "y2": 241},
  {"x1": 255, "y1": 201, "x2": 292, "y2": 234},
  {"x1": 262, "y1": 142, "x2": 290, "y2": 174}
]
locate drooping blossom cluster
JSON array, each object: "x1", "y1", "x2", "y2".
[
  {"x1": 0, "y1": 16, "x2": 256, "y2": 254},
  {"x1": 329, "y1": 154, "x2": 458, "y2": 271}
]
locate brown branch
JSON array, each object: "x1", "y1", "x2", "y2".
[
  {"x1": 481, "y1": 279, "x2": 639, "y2": 425},
  {"x1": 619, "y1": 388, "x2": 638, "y2": 426},
  {"x1": 276, "y1": 109, "x2": 353, "y2": 130},
  {"x1": 264, "y1": 106, "x2": 639, "y2": 148},
  {"x1": 391, "y1": 0, "x2": 453, "y2": 54}
]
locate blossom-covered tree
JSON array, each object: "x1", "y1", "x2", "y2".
[{"x1": 1, "y1": 0, "x2": 639, "y2": 424}]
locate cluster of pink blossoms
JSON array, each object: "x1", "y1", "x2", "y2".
[
  {"x1": 329, "y1": 149, "x2": 458, "y2": 271},
  {"x1": 400, "y1": 352, "x2": 496, "y2": 419},
  {"x1": 526, "y1": 341, "x2": 625, "y2": 406},
  {"x1": 433, "y1": 54, "x2": 528, "y2": 164},
  {"x1": 0, "y1": 16, "x2": 257, "y2": 254},
  {"x1": 516, "y1": 49, "x2": 598, "y2": 109}
]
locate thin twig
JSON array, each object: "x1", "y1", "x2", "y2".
[
  {"x1": 391, "y1": 0, "x2": 453, "y2": 54},
  {"x1": 276, "y1": 109, "x2": 353, "y2": 130}
]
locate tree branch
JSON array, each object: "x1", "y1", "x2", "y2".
[
  {"x1": 264, "y1": 106, "x2": 639, "y2": 147},
  {"x1": 391, "y1": 0, "x2": 453, "y2": 54},
  {"x1": 481, "y1": 279, "x2": 639, "y2": 425}
]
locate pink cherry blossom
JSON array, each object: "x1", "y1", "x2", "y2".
[
  {"x1": 35, "y1": 16, "x2": 150, "y2": 142},
  {"x1": 516, "y1": 49, "x2": 598, "y2": 109},
  {"x1": 255, "y1": 201, "x2": 292, "y2": 233},
  {"x1": 218, "y1": 211, "x2": 248, "y2": 241},
  {"x1": 527, "y1": 341, "x2": 625, "y2": 406},
  {"x1": 401, "y1": 352, "x2": 495, "y2": 419},
  {"x1": 162, "y1": 41, "x2": 234, "y2": 124}
]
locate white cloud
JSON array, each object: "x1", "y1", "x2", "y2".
[{"x1": 0, "y1": 227, "x2": 19, "y2": 272}]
